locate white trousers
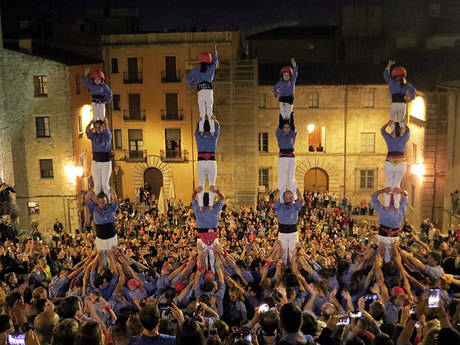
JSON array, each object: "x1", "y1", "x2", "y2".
[
  {"x1": 279, "y1": 232, "x2": 298, "y2": 264},
  {"x1": 383, "y1": 161, "x2": 406, "y2": 207},
  {"x1": 92, "y1": 102, "x2": 106, "y2": 122},
  {"x1": 198, "y1": 89, "x2": 215, "y2": 133},
  {"x1": 92, "y1": 160, "x2": 112, "y2": 198},
  {"x1": 279, "y1": 102, "x2": 293, "y2": 120},
  {"x1": 95, "y1": 235, "x2": 118, "y2": 251},
  {"x1": 197, "y1": 160, "x2": 217, "y2": 207},
  {"x1": 278, "y1": 157, "x2": 297, "y2": 203},
  {"x1": 377, "y1": 235, "x2": 399, "y2": 263},
  {"x1": 390, "y1": 103, "x2": 406, "y2": 129},
  {"x1": 197, "y1": 238, "x2": 219, "y2": 273}
]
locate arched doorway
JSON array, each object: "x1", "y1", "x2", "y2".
[
  {"x1": 144, "y1": 168, "x2": 163, "y2": 199},
  {"x1": 304, "y1": 168, "x2": 328, "y2": 192}
]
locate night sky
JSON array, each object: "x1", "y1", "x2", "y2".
[{"x1": 1, "y1": 0, "x2": 376, "y2": 34}]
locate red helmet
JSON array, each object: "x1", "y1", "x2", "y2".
[
  {"x1": 199, "y1": 53, "x2": 212, "y2": 64},
  {"x1": 91, "y1": 70, "x2": 105, "y2": 80},
  {"x1": 391, "y1": 67, "x2": 407, "y2": 78},
  {"x1": 280, "y1": 66, "x2": 293, "y2": 76}
]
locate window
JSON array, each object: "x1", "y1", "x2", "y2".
[
  {"x1": 165, "y1": 93, "x2": 179, "y2": 118},
  {"x1": 259, "y1": 168, "x2": 269, "y2": 191},
  {"x1": 78, "y1": 115, "x2": 83, "y2": 134},
  {"x1": 307, "y1": 126, "x2": 324, "y2": 151},
  {"x1": 79, "y1": 151, "x2": 88, "y2": 178},
  {"x1": 363, "y1": 89, "x2": 374, "y2": 108},
  {"x1": 412, "y1": 143, "x2": 417, "y2": 163},
  {"x1": 111, "y1": 58, "x2": 119, "y2": 73},
  {"x1": 258, "y1": 132, "x2": 268, "y2": 152},
  {"x1": 163, "y1": 56, "x2": 178, "y2": 82},
  {"x1": 34, "y1": 76, "x2": 48, "y2": 97},
  {"x1": 359, "y1": 170, "x2": 374, "y2": 189},
  {"x1": 128, "y1": 94, "x2": 141, "y2": 119},
  {"x1": 128, "y1": 129, "x2": 143, "y2": 159},
  {"x1": 360, "y1": 132, "x2": 375, "y2": 153},
  {"x1": 113, "y1": 94, "x2": 120, "y2": 110},
  {"x1": 75, "y1": 74, "x2": 80, "y2": 94},
  {"x1": 429, "y1": 3, "x2": 440, "y2": 17},
  {"x1": 36, "y1": 117, "x2": 50, "y2": 137},
  {"x1": 259, "y1": 93, "x2": 267, "y2": 108},
  {"x1": 165, "y1": 129, "x2": 182, "y2": 159},
  {"x1": 39, "y1": 159, "x2": 54, "y2": 178},
  {"x1": 410, "y1": 184, "x2": 415, "y2": 208},
  {"x1": 114, "y1": 129, "x2": 122, "y2": 150},
  {"x1": 308, "y1": 92, "x2": 319, "y2": 108},
  {"x1": 126, "y1": 57, "x2": 141, "y2": 82}
]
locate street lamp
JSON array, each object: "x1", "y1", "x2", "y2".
[
  {"x1": 411, "y1": 163, "x2": 425, "y2": 181},
  {"x1": 81, "y1": 105, "x2": 92, "y2": 127},
  {"x1": 307, "y1": 124, "x2": 315, "y2": 133},
  {"x1": 65, "y1": 164, "x2": 84, "y2": 184},
  {"x1": 410, "y1": 96, "x2": 425, "y2": 121}
]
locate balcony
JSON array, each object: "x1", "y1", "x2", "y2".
[
  {"x1": 161, "y1": 109, "x2": 184, "y2": 121},
  {"x1": 123, "y1": 110, "x2": 146, "y2": 121},
  {"x1": 120, "y1": 149, "x2": 147, "y2": 162},
  {"x1": 161, "y1": 70, "x2": 181, "y2": 83},
  {"x1": 160, "y1": 149, "x2": 189, "y2": 162},
  {"x1": 123, "y1": 71, "x2": 143, "y2": 84}
]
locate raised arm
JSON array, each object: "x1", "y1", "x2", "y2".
[
  {"x1": 85, "y1": 191, "x2": 96, "y2": 205},
  {"x1": 82, "y1": 68, "x2": 92, "y2": 88}
]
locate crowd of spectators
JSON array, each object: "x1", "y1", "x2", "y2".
[{"x1": 0, "y1": 190, "x2": 459, "y2": 345}]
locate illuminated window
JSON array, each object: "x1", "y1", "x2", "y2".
[
  {"x1": 39, "y1": 159, "x2": 54, "y2": 178},
  {"x1": 259, "y1": 168, "x2": 269, "y2": 191},
  {"x1": 410, "y1": 184, "x2": 415, "y2": 208},
  {"x1": 429, "y1": 3, "x2": 440, "y2": 17},
  {"x1": 128, "y1": 129, "x2": 143, "y2": 159},
  {"x1": 258, "y1": 133, "x2": 268, "y2": 152},
  {"x1": 34, "y1": 76, "x2": 48, "y2": 97},
  {"x1": 308, "y1": 92, "x2": 319, "y2": 108},
  {"x1": 363, "y1": 89, "x2": 374, "y2": 108},
  {"x1": 165, "y1": 128, "x2": 182, "y2": 159},
  {"x1": 308, "y1": 126, "x2": 325, "y2": 151},
  {"x1": 36, "y1": 117, "x2": 50, "y2": 137},
  {"x1": 114, "y1": 129, "x2": 122, "y2": 150},
  {"x1": 78, "y1": 115, "x2": 83, "y2": 134},
  {"x1": 360, "y1": 170, "x2": 374, "y2": 189},
  {"x1": 360, "y1": 132, "x2": 375, "y2": 153}
]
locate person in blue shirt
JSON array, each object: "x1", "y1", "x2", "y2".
[
  {"x1": 85, "y1": 189, "x2": 118, "y2": 251},
  {"x1": 383, "y1": 60, "x2": 416, "y2": 130},
  {"x1": 82, "y1": 68, "x2": 112, "y2": 122},
  {"x1": 381, "y1": 120, "x2": 411, "y2": 208},
  {"x1": 191, "y1": 187, "x2": 225, "y2": 272},
  {"x1": 195, "y1": 118, "x2": 220, "y2": 210},
  {"x1": 274, "y1": 188, "x2": 305, "y2": 264},
  {"x1": 273, "y1": 58, "x2": 298, "y2": 120},
  {"x1": 186, "y1": 43, "x2": 218, "y2": 135},
  {"x1": 276, "y1": 113, "x2": 298, "y2": 203},
  {"x1": 86, "y1": 119, "x2": 112, "y2": 200},
  {"x1": 372, "y1": 187, "x2": 408, "y2": 262}
]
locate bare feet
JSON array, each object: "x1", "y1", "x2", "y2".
[
  {"x1": 210, "y1": 132, "x2": 215, "y2": 136},
  {"x1": 199, "y1": 207, "x2": 204, "y2": 212},
  {"x1": 209, "y1": 206, "x2": 214, "y2": 211},
  {"x1": 200, "y1": 132, "x2": 204, "y2": 136}
]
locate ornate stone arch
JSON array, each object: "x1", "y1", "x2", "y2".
[
  {"x1": 133, "y1": 156, "x2": 174, "y2": 199},
  {"x1": 295, "y1": 156, "x2": 343, "y2": 194}
]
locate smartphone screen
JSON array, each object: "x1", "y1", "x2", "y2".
[
  {"x1": 365, "y1": 294, "x2": 378, "y2": 300},
  {"x1": 259, "y1": 303, "x2": 269, "y2": 313},
  {"x1": 428, "y1": 288, "x2": 441, "y2": 308},
  {"x1": 350, "y1": 311, "x2": 362, "y2": 318},
  {"x1": 158, "y1": 303, "x2": 171, "y2": 311},
  {"x1": 8, "y1": 334, "x2": 25, "y2": 345},
  {"x1": 245, "y1": 334, "x2": 252, "y2": 342},
  {"x1": 337, "y1": 317, "x2": 351, "y2": 325},
  {"x1": 209, "y1": 329, "x2": 218, "y2": 337}
]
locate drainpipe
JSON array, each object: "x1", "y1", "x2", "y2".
[{"x1": 343, "y1": 86, "x2": 348, "y2": 197}]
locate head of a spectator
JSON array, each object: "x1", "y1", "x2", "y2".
[
  {"x1": 0, "y1": 315, "x2": 14, "y2": 335},
  {"x1": 5, "y1": 291, "x2": 23, "y2": 311},
  {"x1": 301, "y1": 312, "x2": 318, "y2": 337},
  {"x1": 34, "y1": 310, "x2": 60, "y2": 345},
  {"x1": 357, "y1": 330, "x2": 375, "y2": 345},
  {"x1": 247, "y1": 284, "x2": 261, "y2": 297},
  {"x1": 89, "y1": 290, "x2": 102, "y2": 304},
  {"x1": 213, "y1": 320, "x2": 230, "y2": 342},
  {"x1": 205, "y1": 338, "x2": 222, "y2": 345},
  {"x1": 228, "y1": 287, "x2": 243, "y2": 303},
  {"x1": 283, "y1": 191, "x2": 294, "y2": 205},
  {"x1": 346, "y1": 337, "x2": 366, "y2": 345},
  {"x1": 139, "y1": 303, "x2": 160, "y2": 334},
  {"x1": 52, "y1": 318, "x2": 81, "y2": 345},
  {"x1": 320, "y1": 302, "x2": 337, "y2": 322},
  {"x1": 280, "y1": 303, "x2": 302, "y2": 334},
  {"x1": 32, "y1": 287, "x2": 47, "y2": 300},
  {"x1": 369, "y1": 301, "x2": 386, "y2": 322},
  {"x1": 427, "y1": 252, "x2": 441, "y2": 267},
  {"x1": 57, "y1": 296, "x2": 81, "y2": 319},
  {"x1": 438, "y1": 327, "x2": 460, "y2": 345},
  {"x1": 373, "y1": 333, "x2": 394, "y2": 345},
  {"x1": 158, "y1": 319, "x2": 175, "y2": 336},
  {"x1": 259, "y1": 310, "x2": 279, "y2": 336},
  {"x1": 175, "y1": 318, "x2": 205, "y2": 345},
  {"x1": 75, "y1": 322, "x2": 104, "y2": 345},
  {"x1": 202, "y1": 279, "x2": 218, "y2": 293},
  {"x1": 4, "y1": 273, "x2": 18, "y2": 287}
]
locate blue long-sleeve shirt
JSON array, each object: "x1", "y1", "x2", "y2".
[
  {"x1": 372, "y1": 193, "x2": 407, "y2": 229},
  {"x1": 383, "y1": 68, "x2": 416, "y2": 101},
  {"x1": 274, "y1": 199, "x2": 302, "y2": 225},
  {"x1": 381, "y1": 127, "x2": 410, "y2": 153},
  {"x1": 82, "y1": 76, "x2": 113, "y2": 103},
  {"x1": 275, "y1": 128, "x2": 297, "y2": 150},
  {"x1": 273, "y1": 66, "x2": 298, "y2": 97},
  {"x1": 87, "y1": 200, "x2": 118, "y2": 225},
  {"x1": 192, "y1": 200, "x2": 223, "y2": 229},
  {"x1": 195, "y1": 124, "x2": 220, "y2": 152},
  {"x1": 186, "y1": 51, "x2": 218, "y2": 86},
  {"x1": 87, "y1": 129, "x2": 112, "y2": 153}
]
